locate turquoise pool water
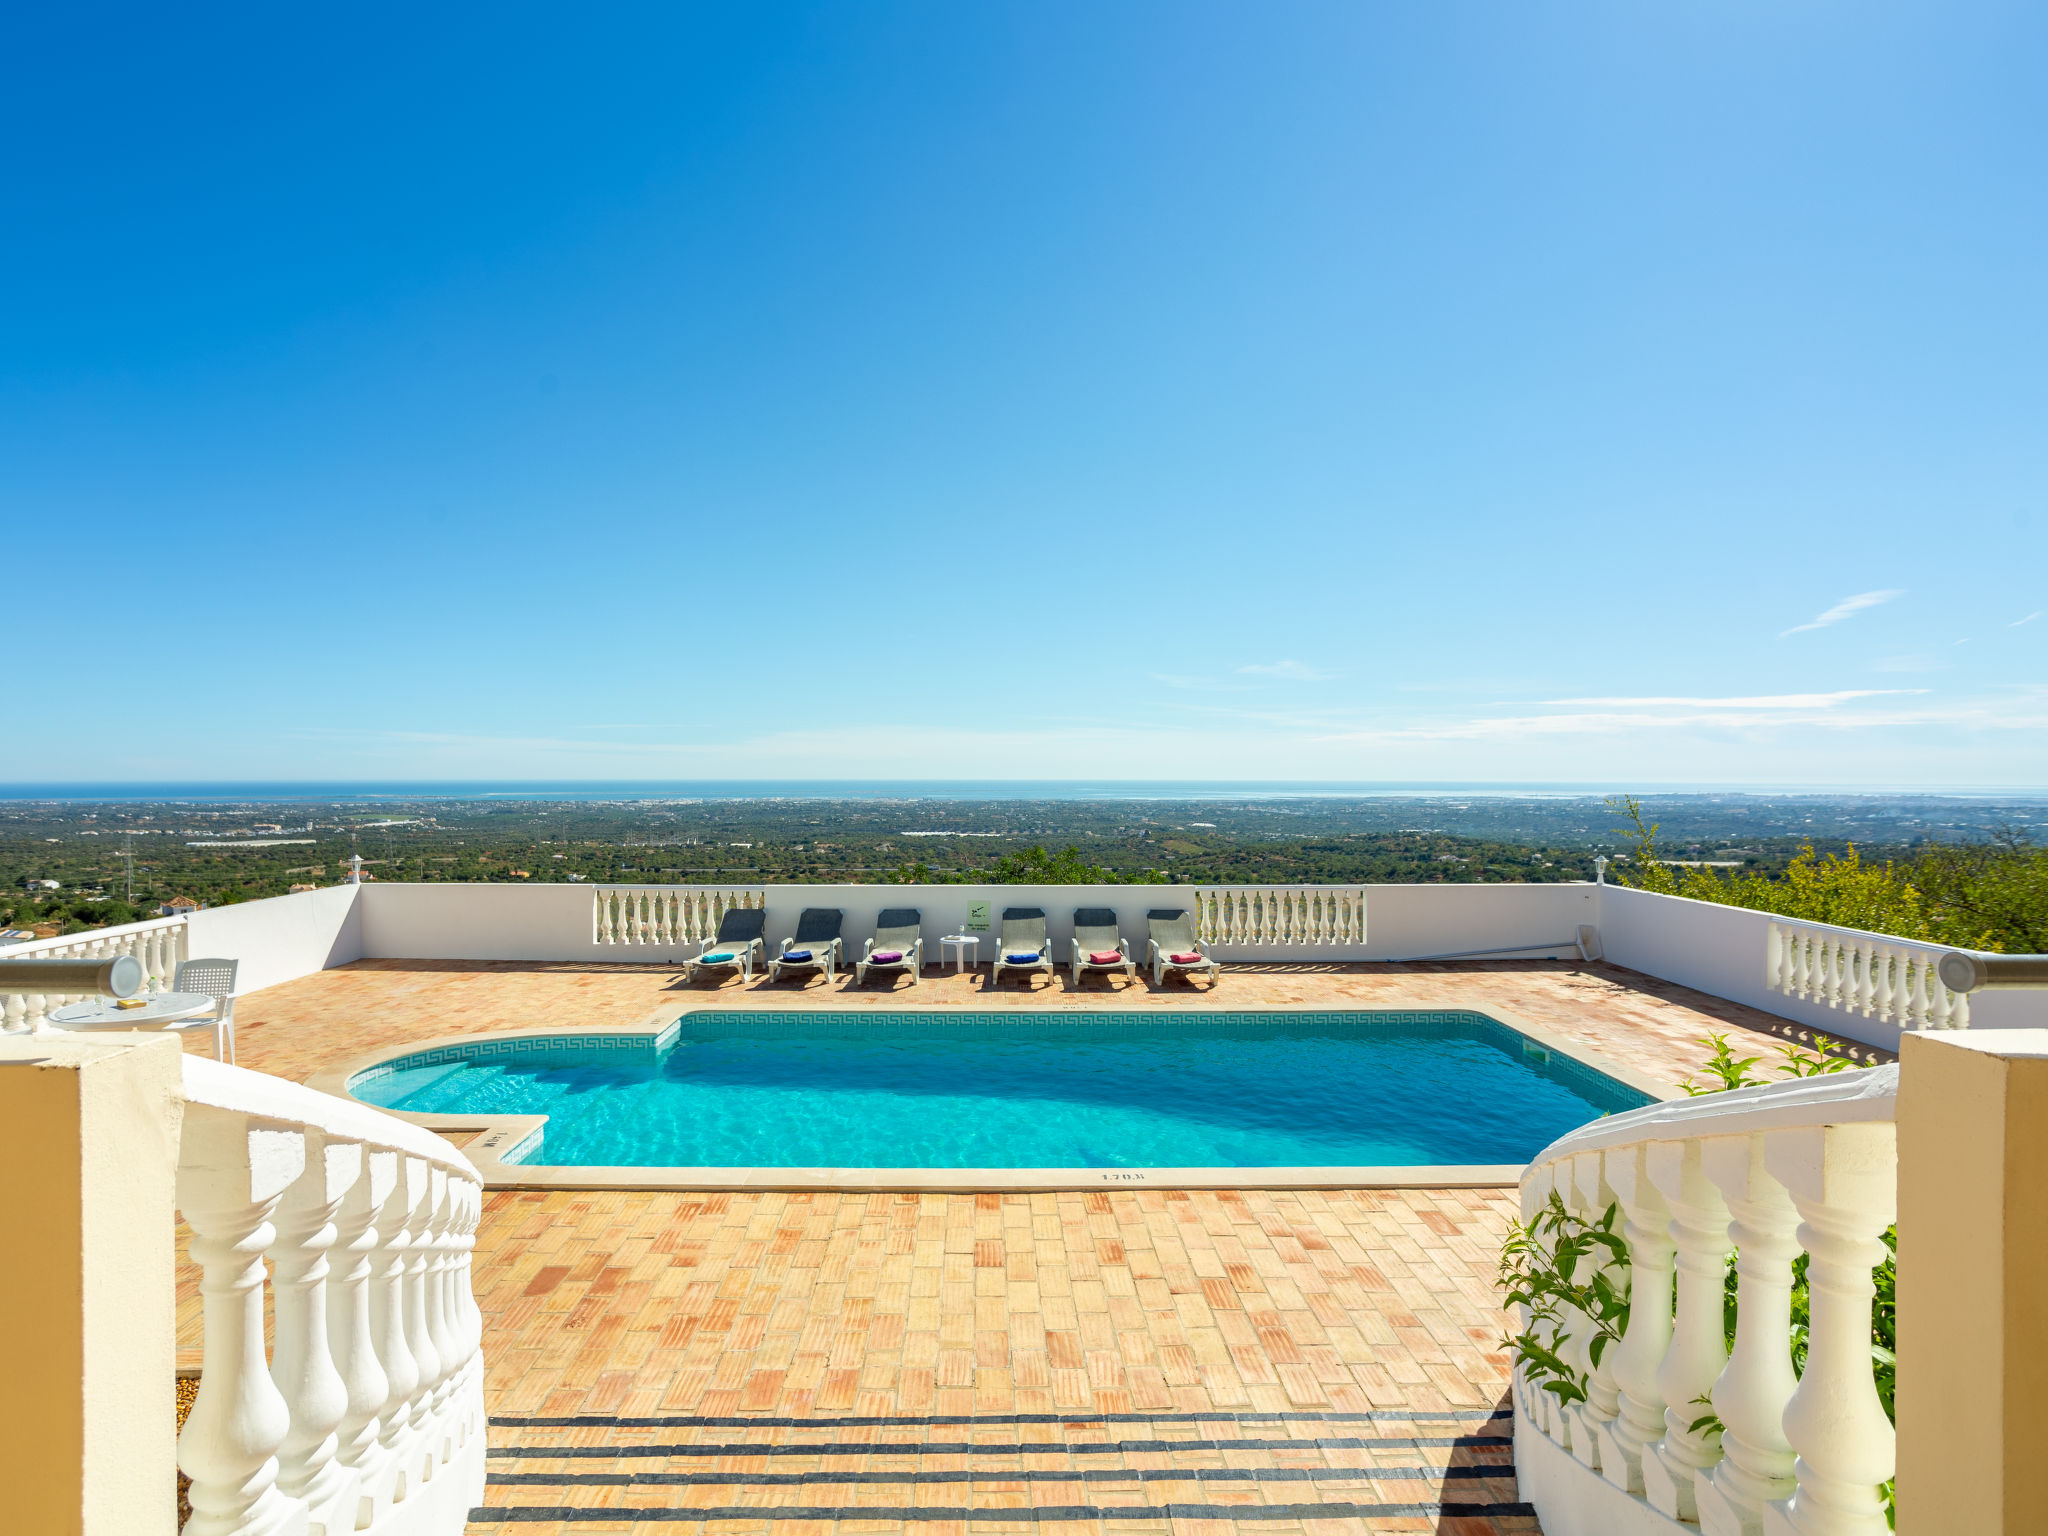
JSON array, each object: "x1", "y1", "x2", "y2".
[{"x1": 351, "y1": 1010, "x2": 1648, "y2": 1169}]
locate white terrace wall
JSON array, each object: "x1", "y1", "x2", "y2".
[
  {"x1": 1597, "y1": 883, "x2": 2046, "y2": 1053},
  {"x1": 353, "y1": 880, "x2": 1601, "y2": 966},
  {"x1": 182, "y1": 882, "x2": 364, "y2": 994}
]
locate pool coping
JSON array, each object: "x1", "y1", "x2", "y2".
[{"x1": 305, "y1": 1000, "x2": 1682, "y2": 1192}]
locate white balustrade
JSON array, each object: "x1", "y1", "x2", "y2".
[
  {"x1": 1696, "y1": 1134, "x2": 1802, "y2": 1536},
  {"x1": 1192, "y1": 886, "x2": 1366, "y2": 949},
  {"x1": 178, "y1": 1055, "x2": 485, "y2": 1536},
  {"x1": 1515, "y1": 1068, "x2": 1898, "y2": 1536},
  {"x1": 1644, "y1": 1140, "x2": 1732, "y2": 1520},
  {"x1": 592, "y1": 886, "x2": 764, "y2": 947},
  {"x1": 1766, "y1": 918, "x2": 1969, "y2": 1031},
  {"x1": 1563, "y1": 1150, "x2": 1625, "y2": 1471},
  {"x1": 1596, "y1": 1143, "x2": 1675, "y2": 1496},
  {"x1": 1761, "y1": 1123, "x2": 1897, "y2": 1536},
  {"x1": 0, "y1": 913, "x2": 189, "y2": 1032}
]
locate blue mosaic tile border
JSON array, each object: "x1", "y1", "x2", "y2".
[{"x1": 349, "y1": 1018, "x2": 680, "y2": 1089}]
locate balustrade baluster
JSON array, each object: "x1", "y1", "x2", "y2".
[
  {"x1": 177, "y1": 1112, "x2": 308, "y2": 1536},
  {"x1": 1563, "y1": 1151, "x2": 1624, "y2": 1472},
  {"x1": 1696, "y1": 1132, "x2": 1802, "y2": 1536},
  {"x1": 268, "y1": 1131, "x2": 363, "y2": 1529},
  {"x1": 1644, "y1": 1139, "x2": 1733, "y2": 1520},
  {"x1": 370, "y1": 1156, "x2": 427, "y2": 1501},
  {"x1": 1868, "y1": 943, "x2": 1896, "y2": 1026},
  {"x1": 404, "y1": 1167, "x2": 448, "y2": 1482},
  {"x1": 425, "y1": 1171, "x2": 463, "y2": 1455},
  {"x1": 1596, "y1": 1143, "x2": 1675, "y2": 1496},
  {"x1": 1927, "y1": 968, "x2": 1956, "y2": 1030},
  {"x1": 450, "y1": 1181, "x2": 487, "y2": 1454},
  {"x1": 1761, "y1": 1123, "x2": 1897, "y2": 1536},
  {"x1": 329, "y1": 1149, "x2": 396, "y2": 1530}
]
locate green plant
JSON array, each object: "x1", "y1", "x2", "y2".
[
  {"x1": 1678, "y1": 1032, "x2": 1861, "y2": 1095},
  {"x1": 1496, "y1": 1191, "x2": 1631, "y2": 1407},
  {"x1": 1607, "y1": 793, "x2": 2009, "y2": 951}
]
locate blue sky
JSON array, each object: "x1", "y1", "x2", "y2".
[{"x1": 5, "y1": 3, "x2": 2044, "y2": 786}]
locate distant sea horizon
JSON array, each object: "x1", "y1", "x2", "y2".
[{"x1": 4, "y1": 779, "x2": 2048, "y2": 804}]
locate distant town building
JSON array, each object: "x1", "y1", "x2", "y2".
[
  {"x1": 0, "y1": 928, "x2": 36, "y2": 947},
  {"x1": 159, "y1": 896, "x2": 203, "y2": 917},
  {"x1": 24, "y1": 878, "x2": 60, "y2": 891},
  {"x1": 289, "y1": 883, "x2": 319, "y2": 894}
]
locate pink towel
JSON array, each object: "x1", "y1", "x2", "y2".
[
  {"x1": 1088, "y1": 950, "x2": 1122, "y2": 965},
  {"x1": 1170, "y1": 951, "x2": 1203, "y2": 965},
  {"x1": 870, "y1": 950, "x2": 903, "y2": 964}
]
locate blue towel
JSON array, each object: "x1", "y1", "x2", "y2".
[
  {"x1": 782, "y1": 949, "x2": 813, "y2": 963},
  {"x1": 1005, "y1": 952, "x2": 1041, "y2": 965},
  {"x1": 702, "y1": 950, "x2": 735, "y2": 964}
]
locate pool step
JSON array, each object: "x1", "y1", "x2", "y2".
[{"x1": 466, "y1": 1407, "x2": 1535, "y2": 1530}]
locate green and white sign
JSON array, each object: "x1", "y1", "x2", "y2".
[{"x1": 963, "y1": 900, "x2": 992, "y2": 933}]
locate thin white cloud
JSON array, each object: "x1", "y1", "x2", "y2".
[
  {"x1": 1780, "y1": 589, "x2": 1905, "y2": 637},
  {"x1": 1315, "y1": 696, "x2": 2048, "y2": 746},
  {"x1": 1234, "y1": 659, "x2": 1337, "y2": 681},
  {"x1": 1541, "y1": 690, "x2": 1919, "y2": 710},
  {"x1": 2014, "y1": 611, "x2": 2042, "y2": 627}
]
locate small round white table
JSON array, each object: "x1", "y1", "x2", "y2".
[
  {"x1": 940, "y1": 934, "x2": 980, "y2": 973},
  {"x1": 49, "y1": 992, "x2": 218, "y2": 1034}
]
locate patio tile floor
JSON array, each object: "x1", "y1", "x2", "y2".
[{"x1": 171, "y1": 955, "x2": 1843, "y2": 1533}]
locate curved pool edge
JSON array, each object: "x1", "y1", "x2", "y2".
[{"x1": 304, "y1": 999, "x2": 1683, "y2": 1192}]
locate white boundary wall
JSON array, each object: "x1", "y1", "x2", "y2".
[
  {"x1": 354, "y1": 880, "x2": 1600, "y2": 966},
  {"x1": 183, "y1": 883, "x2": 364, "y2": 994},
  {"x1": 1598, "y1": 884, "x2": 2045, "y2": 1051},
  {"x1": 107, "y1": 881, "x2": 2044, "y2": 1052}
]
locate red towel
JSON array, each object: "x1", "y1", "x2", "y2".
[
  {"x1": 1170, "y1": 951, "x2": 1203, "y2": 964},
  {"x1": 1088, "y1": 950, "x2": 1122, "y2": 965}
]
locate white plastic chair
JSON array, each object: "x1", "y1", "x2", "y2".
[{"x1": 172, "y1": 957, "x2": 240, "y2": 1062}]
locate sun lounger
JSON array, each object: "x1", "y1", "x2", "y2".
[
  {"x1": 1070, "y1": 906, "x2": 1135, "y2": 983},
  {"x1": 1146, "y1": 908, "x2": 1220, "y2": 985},
  {"x1": 770, "y1": 907, "x2": 845, "y2": 983},
  {"x1": 857, "y1": 907, "x2": 924, "y2": 984},
  {"x1": 686, "y1": 906, "x2": 768, "y2": 981},
  {"x1": 991, "y1": 908, "x2": 1053, "y2": 986}
]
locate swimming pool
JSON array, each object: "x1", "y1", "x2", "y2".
[{"x1": 349, "y1": 1009, "x2": 1650, "y2": 1171}]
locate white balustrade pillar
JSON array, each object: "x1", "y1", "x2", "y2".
[
  {"x1": 423, "y1": 1168, "x2": 462, "y2": 1458},
  {"x1": 327, "y1": 1148, "x2": 396, "y2": 1530},
  {"x1": 267, "y1": 1131, "x2": 363, "y2": 1529},
  {"x1": 1596, "y1": 1142, "x2": 1675, "y2": 1496},
  {"x1": 1696, "y1": 1131, "x2": 1803, "y2": 1536},
  {"x1": 1645, "y1": 1138, "x2": 1734, "y2": 1521},
  {"x1": 1761, "y1": 1122, "x2": 1897, "y2": 1536},
  {"x1": 1562, "y1": 1149, "x2": 1624, "y2": 1472},
  {"x1": 176, "y1": 1110, "x2": 309, "y2": 1536},
  {"x1": 402, "y1": 1164, "x2": 447, "y2": 1477},
  {"x1": 369, "y1": 1155, "x2": 427, "y2": 1501}
]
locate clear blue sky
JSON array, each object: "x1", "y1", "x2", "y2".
[{"x1": 6, "y1": 3, "x2": 2044, "y2": 786}]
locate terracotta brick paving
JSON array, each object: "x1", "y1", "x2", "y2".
[{"x1": 171, "y1": 957, "x2": 1835, "y2": 1533}]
